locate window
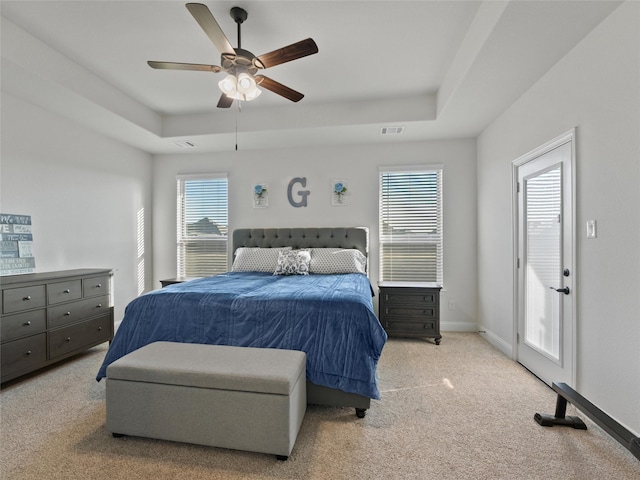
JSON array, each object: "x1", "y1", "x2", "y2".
[
  {"x1": 379, "y1": 166, "x2": 443, "y2": 284},
  {"x1": 177, "y1": 174, "x2": 228, "y2": 277}
]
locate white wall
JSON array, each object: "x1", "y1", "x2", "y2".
[
  {"x1": 153, "y1": 139, "x2": 478, "y2": 331},
  {"x1": 477, "y1": 1, "x2": 639, "y2": 433},
  {"x1": 0, "y1": 92, "x2": 153, "y2": 321}
]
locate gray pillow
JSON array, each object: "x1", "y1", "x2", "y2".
[
  {"x1": 273, "y1": 249, "x2": 311, "y2": 276},
  {"x1": 232, "y1": 247, "x2": 292, "y2": 272}
]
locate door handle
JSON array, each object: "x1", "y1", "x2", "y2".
[{"x1": 550, "y1": 286, "x2": 570, "y2": 295}]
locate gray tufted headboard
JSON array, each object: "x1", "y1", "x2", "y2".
[{"x1": 232, "y1": 227, "x2": 369, "y2": 256}]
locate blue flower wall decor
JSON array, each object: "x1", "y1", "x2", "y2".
[
  {"x1": 332, "y1": 180, "x2": 349, "y2": 206},
  {"x1": 253, "y1": 183, "x2": 269, "y2": 208}
]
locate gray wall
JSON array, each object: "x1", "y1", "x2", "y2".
[
  {"x1": 477, "y1": 1, "x2": 639, "y2": 433},
  {"x1": 152, "y1": 139, "x2": 478, "y2": 331},
  {"x1": 0, "y1": 92, "x2": 153, "y2": 322}
]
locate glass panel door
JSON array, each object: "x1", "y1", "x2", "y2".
[{"x1": 525, "y1": 165, "x2": 561, "y2": 362}]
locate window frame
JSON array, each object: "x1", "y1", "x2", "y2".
[
  {"x1": 378, "y1": 165, "x2": 444, "y2": 285},
  {"x1": 176, "y1": 173, "x2": 229, "y2": 277}
]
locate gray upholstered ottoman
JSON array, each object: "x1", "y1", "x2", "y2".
[{"x1": 105, "y1": 341, "x2": 306, "y2": 460}]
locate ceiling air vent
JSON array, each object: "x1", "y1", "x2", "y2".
[
  {"x1": 172, "y1": 141, "x2": 196, "y2": 148},
  {"x1": 380, "y1": 126, "x2": 404, "y2": 135}
]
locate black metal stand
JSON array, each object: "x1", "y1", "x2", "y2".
[
  {"x1": 534, "y1": 390, "x2": 587, "y2": 430},
  {"x1": 535, "y1": 382, "x2": 639, "y2": 461}
]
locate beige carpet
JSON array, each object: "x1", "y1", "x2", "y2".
[{"x1": 1, "y1": 333, "x2": 638, "y2": 479}]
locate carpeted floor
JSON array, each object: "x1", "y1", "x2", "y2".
[{"x1": 1, "y1": 333, "x2": 638, "y2": 479}]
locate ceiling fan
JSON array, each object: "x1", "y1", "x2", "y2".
[{"x1": 148, "y1": 3, "x2": 318, "y2": 108}]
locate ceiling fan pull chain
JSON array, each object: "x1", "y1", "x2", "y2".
[{"x1": 235, "y1": 99, "x2": 241, "y2": 151}]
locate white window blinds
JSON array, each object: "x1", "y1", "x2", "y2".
[
  {"x1": 177, "y1": 174, "x2": 228, "y2": 277},
  {"x1": 379, "y1": 167, "x2": 443, "y2": 284}
]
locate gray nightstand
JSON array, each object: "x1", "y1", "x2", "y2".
[
  {"x1": 159, "y1": 277, "x2": 200, "y2": 288},
  {"x1": 378, "y1": 281, "x2": 442, "y2": 344}
]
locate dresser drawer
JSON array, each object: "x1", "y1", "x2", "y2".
[
  {"x1": 382, "y1": 289, "x2": 438, "y2": 306},
  {"x1": 1, "y1": 309, "x2": 47, "y2": 342},
  {"x1": 47, "y1": 280, "x2": 82, "y2": 305},
  {"x1": 48, "y1": 295, "x2": 110, "y2": 328},
  {"x1": 49, "y1": 314, "x2": 112, "y2": 359},
  {"x1": 83, "y1": 276, "x2": 110, "y2": 297},
  {"x1": 3, "y1": 285, "x2": 46, "y2": 314},
  {"x1": 1, "y1": 333, "x2": 47, "y2": 378}
]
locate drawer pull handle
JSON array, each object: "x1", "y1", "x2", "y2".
[
  {"x1": 64, "y1": 312, "x2": 71, "y2": 316},
  {"x1": 66, "y1": 337, "x2": 71, "y2": 342},
  {"x1": 64, "y1": 289, "x2": 71, "y2": 293},
  {"x1": 25, "y1": 350, "x2": 32, "y2": 356},
  {"x1": 98, "y1": 326, "x2": 103, "y2": 331},
  {"x1": 23, "y1": 321, "x2": 32, "y2": 326},
  {"x1": 96, "y1": 283, "x2": 102, "y2": 288},
  {"x1": 23, "y1": 295, "x2": 31, "y2": 301},
  {"x1": 96, "y1": 304, "x2": 102, "y2": 308}
]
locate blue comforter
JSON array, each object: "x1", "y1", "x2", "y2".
[{"x1": 96, "y1": 272, "x2": 387, "y2": 399}]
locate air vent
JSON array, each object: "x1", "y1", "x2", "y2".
[
  {"x1": 380, "y1": 126, "x2": 404, "y2": 135},
  {"x1": 172, "y1": 141, "x2": 196, "y2": 148}
]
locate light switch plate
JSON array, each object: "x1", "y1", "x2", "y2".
[{"x1": 586, "y1": 220, "x2": 597, "y2": 239}]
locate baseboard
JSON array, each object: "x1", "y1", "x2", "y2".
[
  {"x1": 477, "y1": 328, "x2": 513, "y2": 358},
  {"x1": 440, "y1": 322, "x2": 478, "y2": 332}
]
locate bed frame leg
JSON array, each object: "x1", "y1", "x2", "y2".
[{"x1": 355, "y1": 408, "x2": 367, "y2": 418}]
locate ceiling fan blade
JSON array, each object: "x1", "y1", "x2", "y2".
[
  {"x1": 148, "y1": 61, "x2": 221, "y2": 73},
  {"x1": 254, "y1": 38, "x2": 318, "y2": 69},
  {"x1": 186, "y1": 3, "x2": 235, "y2": 55},
  {"x1": 255, "y1": 75, "x2": 304, "y2": 102},
  {"x1": 217, "y1": 93, "x2": 234, "y2": 108}
]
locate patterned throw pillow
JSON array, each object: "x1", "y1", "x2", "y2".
[
  {"x1": 231, "y1": 247, "x2": 291, "y2": 272},
  {"x1": 309, "y1": 248, "x2": 367, "y2": 274},
  {"x1": 273, "y1": 249, "x2": 311, "y2": 276}
]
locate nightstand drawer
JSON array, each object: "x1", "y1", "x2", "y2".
[
  {"x1": 384, "y1": 320, "x2": 438, "y2": 335},
  {"x1": 1, "y1": 309, "x2": 47, "y2": 342},
  {"x1": 383, "y1": 306, "x2": 436, "y2": 319},
  {"x1": 382, "y1": 290, "x2": 437, "y2": 306}
]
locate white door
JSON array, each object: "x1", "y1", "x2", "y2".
[{"x1": 514, "y1": 131, "x2": 575, "y2": 386}]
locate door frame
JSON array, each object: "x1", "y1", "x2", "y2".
[{"x1": 511, "y1": 128, "x2": 577, "y2": 387}]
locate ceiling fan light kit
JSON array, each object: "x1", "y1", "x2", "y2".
[
  {"x1": 148, "y1": 3, "x2": 318, "y2": 108},
  {"x1": 218, "y1": 71, "x2": 262, "y2": 101}
]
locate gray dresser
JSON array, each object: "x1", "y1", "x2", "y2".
[
  {"x1": 1, "y1": 268, "x2": 114, "y2": 383},
  {"x1": 378, "y1": 281, "x2": 442, "y2": 344}
]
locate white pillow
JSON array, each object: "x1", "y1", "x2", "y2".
[
  {"x1": 273, "y1": 249, "x2": 311, "y2": 276},
  {"x1": 232, "y1": 247, "x2": 291, "y2": 272},
  {"x1": 309, "y1": 248, "x2": 367, "y2": 274}
]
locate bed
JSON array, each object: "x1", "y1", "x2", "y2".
[{"x1": 97, "y1": 227, "x2": 387, "y2": 417}]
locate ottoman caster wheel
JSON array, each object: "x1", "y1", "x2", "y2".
[{"x1": 355, "y1": 408, "x2": 367, "y2": 418}]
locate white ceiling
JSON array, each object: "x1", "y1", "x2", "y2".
[{"x1": 1, "y1": 1, "x2": 621, "y2": 154}]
